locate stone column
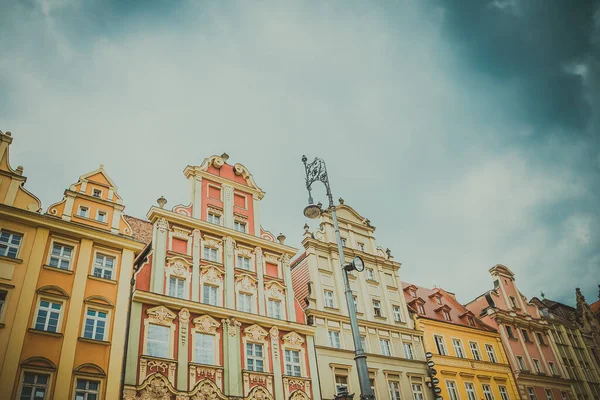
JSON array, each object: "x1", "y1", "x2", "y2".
[
  {"x1": 306, "y1": 335, "x2": 323, "y2": 400},
  {"x1": 253, "y1": 194, "x2": 261, "y2": 236},
  {"x1": 282, "y1": 254, "x2": 296, "y2": 321},
  {"x1": 224, "y1": 236, "x2": 236, "y2": 309},
  {"x1": 223, "y1": 317, "x2": 242, "y2": 397},
  {"x1": 222, "y1": 184, "x2": 234, "y2": 229},
  {"x1": 270, "y1": 327, "x2": 284, "y2": 399},
  {"x1": 256, "y1": 247, "x2": 266, "y2": 316},
  {"x1": 177, "y1": 309, "x2": 190, "y2": 390},
  {"x1": 192, "y1": 230, "x2": 201, "y2": 302},
  {"x1": 151, "y1": 218, "x2": 169, "y2": 293},
  {"x1": 125, "y1": 301, "x2": 142, "y2": 385},
  {"x1": 192, "y1": 176, "x2": 202, "y2": 219}
]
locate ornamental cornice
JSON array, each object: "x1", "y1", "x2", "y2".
[
  {"x1": 434, "y1": 355, "x2": 512, "y2": 374},
  {"x1": 193, "y1": 315, "x2": 220, "y2": 334},
  {"x1": 244, "y1": 324, "x2": 269, "y2": 343},
  {"x1": 492, "y1": 310, "x2": 549, "y2": 331},
  {"x1": 147, "y1": 305, "x2": 177, "y2": 326},
  {"x1": 302, "y1": 237, "x2": 400, "y2": 270},
  {"x1": 282, "y1": 331, "x2": 305, "y2": 347}
]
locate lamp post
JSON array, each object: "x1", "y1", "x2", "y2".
[{"x1": 301, "y1": 155, "x2": 375, "y2": 400}]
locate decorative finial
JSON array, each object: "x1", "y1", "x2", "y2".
[
  {"x1": 277, "y1": 233, "x2": 286, "y2": 244},
  {"x1": 15, "y1": 166, "x2": 23, "y2": 176},
  {"x1": 302, "y1": 155, "x2": 307, "y2": 163},
  {"x1": 100, "y1": 164, "x2": 104, "y2": 169},
  {"x1": 316, "y1": 201, "x2": 323, "y2": 209},
  {"x1": 221, "y1": 153, "x2": 229, "y2": 162},
  {"x1": 365, "y1": 218, "x2": 371, "y2": 227},
  {"x1": 541, "y1": 291, "x2": 545, "y2": 299},
  {"x1": 339, "y1": 197, "x2": 344, "y2": 204},
  {"x1": 303, "y1": 223, "x2": 309, "y2": 233},
  {"x1": 157, "y1": 196, "x2": 167, "y2": 209},
  {"x1": 386, "y1": 248, "x2": 392, "y2": 259},
  {"x1": 5, "y1": 131, "x2": 11, "y2": 136}
]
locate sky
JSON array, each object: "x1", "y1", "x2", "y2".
[{"x1": 1, "y1": 0, "x2": 599, "y2": 307}]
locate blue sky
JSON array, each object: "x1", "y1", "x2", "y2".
[{"x1": 1, "y1": 0, "x2": 599, "y2": 306}]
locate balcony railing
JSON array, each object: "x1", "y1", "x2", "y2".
[
  {"x1": 283, "y1": 375, "x2": 312, "y2": 399},
  {"x1": 189, "y1": 363, "x2": 224, "y2": 392},
  {"x1": 242, "y1": 370, "x2": 274, "y2": 397},
  {"x1": 139, "y1": 355, "x2": 177, "y2": 386}
]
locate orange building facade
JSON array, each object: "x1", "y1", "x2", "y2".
[{"x1": 0, "y1": 130, "x2": 145, "y2": 399}]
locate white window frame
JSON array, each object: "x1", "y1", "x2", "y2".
[
  {"x1": 548, "y1": 361, "x2": 557, "y2": 375},
  {"x1": 469, "y1": 341, "x2": 481, "y2": 360},
  {"x1": 284, "y1": 349, "x2": 302, "y2": 377},
  {"x1": 485, "y1": 344, "x2": 497, "y2": 363},
  {"x1": 528, "y1": 388, "x2": 537, "y2": 400},
  {"x1": 373, "y1": 300, "x2": 382, "y2": 317},
  {"x1": 404, "y1": 342, "x2": 414, "y2": 360},
  {"x1": 453, "y1": 338, "x2": 465, "y2": 358},
  {"x1": 238, "y1": 292, "x2": 253, "y2": 313},
  {"x1": 465, "y1": 382, "x2": 477, "y2": 400},
  {"x1": 92, "y1": 253, "x2": 116, "y2": 280},
  {"x1": 393, "y1": 305, "x2": 402, "y2": 322},
  {"x1": 233, "y1": 221, "x2": 246, "y2": 233},
  {"x1": 146, "y1": 323, "x2": 171, "y2": 359},
  {"x1": 482, "y1": 384, "x2": 494, "y2": 400},
  {"x1": 207, "y1": 212, "x2": 221, "y2": 225},
  {"x1": 202, "y1": 284, "x2": 218, "y2": 306},
  {"x1": 96, "y1": 210, "x2": 107, "y2": 223},
  {"x1": 533, "y1": 358, "x2": 543, "y2": 374},
  {"x1": 517, "y1": 356, "x2": 527, "y2": 371},
  {"x1": 194, "y1": 332, "x2": 215, "y2": 365},
  {"x1": 328, "y1": 330, "x2": 341, "y2": 348},
  {"x1": 412, "y1": 383, "x2": 425, "y2": 400},
  {"x1": 74, "y1": 378, "x2": 101, "y2": 400},
  {"x1": 335, "y1": 374, "x2": 349, "y2": 395},
  {"x1": 324, "y1": 290, "x2": 335, "y2": 308},
  {"x1": 380, "y1": 339, "x2": 392, "y2": 356},
  {"x1": 0, "y1": 288, "x2": 8, "y2": 323},
  {"x1": 82, "y1": 307, "x2": 109, "y2": 341},
  {"x1": 545, "y1": 389, "x2": 553, "y2": 400},
  {"x1": 78, "y1": 205, "x2": 90, "y2": 218},
  {"x1": 499, "y1": 386, "x2": 510, "y2": 400},
  {"x1": 366, "y1": 268, "x2": 375, "y2": 281},
  {"x1": 48, "y1": 242, "x2": 74, "y2": 270},
  {"x1": 389, "y1": 380, "x2": 401, "y2": 400},
  {"x1": 237, "y1": 255, "x2": 252, "y2": 271},
  {"x1": 33, "y1": 298, "x2": 64, "y2": 333},
  {"x1": 435, "y1": 335, "x2": 447, "y2": 356},
  {"x1": 203, "y1": 247, "x2": 219, "y2": 262},
  {"x1": 168, "y1": 276, "x2": 186, "y2": 299},
  {"x1": 446, "y1": 380, "x2": 460, "y2": 400},
  {"x1": 92, "y1": 188, "x2": 102, "y2": 198},
  {"x1": 417, "y1": 303, "x2": 425, "y2": 314},
  {"x1": 0, "y1": 230, "x2": 23, "y2": 259},
  {"x1": 267, "y1": 299, "x2": 282, "y2": 319},
  {"x1": 443, "y1": 310, "x2": 451, "y2": 321},
  {"x1": 19, "y1": 370, "x2": 51, "y2": 400},
  {"x1": 246, "y1": 342, "x2": 265, "y2": 372}
]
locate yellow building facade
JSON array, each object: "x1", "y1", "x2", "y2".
[
  {"x1": 0, "y1": 130, "x2": 145, "y2": 399},
  {"x1": 403, "y1": 284, "x2": 521, "y2": 400}
]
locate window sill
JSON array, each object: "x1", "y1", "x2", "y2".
[
  {"x1": 374, "y1": 315, "x2": 387, "y2": 321},
  {"x1": 0, "y1": 255, "x2": 23, "y2": 264},
  {"x1": 73, "y1": 214, "x2": 110, "y2": 226},
  {"x1": 524, "y1": 340, "x2": 534, "y2": 344},
  {"x1": 366, "y1": 279, "x2": 379, "y2": 285},
  {"x1": 88, "y1": 275, "x2": 117, "y2": 284},
  {"x1": 234, "y1": 267, "x2": 256, "y2": 275},
  {"x1": 508, "y1": 337, "x2": 518, "y2": 341},
  {"x1": 324, "y1": 306, "x2": 340, "y2": 312},
  {"x1": 78, "y1": 337, "x2": 110, "y2": 346},
  {"x1": 28, "y1": 328, "x2": 63, "y2": 338},
  {"x1": 43, "y1": 265, "x2": 74, "y2": 275}
]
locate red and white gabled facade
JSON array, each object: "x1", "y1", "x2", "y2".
[{"x1": 123, "y1": 154, "x2": 320, "y2": 400}]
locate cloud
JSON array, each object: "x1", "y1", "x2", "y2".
[{"x1": 1, "y1": 0, "x2": 598, "y2": 306}]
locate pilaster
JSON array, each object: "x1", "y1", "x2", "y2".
[
  {"x1": 63, "y1": 196, "x2": 75, "y2": 221},
  {"x1": 191, "y1": 229, "x2": 201, "y2": 302},
  {"x1": 111, "y1": 208, "x2": 122, "y2": 234},
  {"x1": 270, "y1": 327, "x2": 284, "y2": 400},
  {"x1": 54, "y1": 238, "x2": 93, "y2": 399},
  {"x1": 252, "y1": 194, "x2": 261, "y2": 236},
  {"x1": 282, "y1": 254, "x2": 296, "y2": 322},
  {"x1": 223, "y1": 317, "x2": 242, "y2": 396},
  {"x1": 306, "y1": 335, "x2": 322, "y2": 400},
  {"x1": 224, "y1": 236, "x2": 236, "y2": 309},
  {"x1": 151, "y1": 218, "x2": 169, "y2": 293},
  {"x1": 222, "y1": 184, "x2": 234, "y2": 229},
  {"x1": 330, "y1": 254, "x2": 349, "y2": 316},
  {"x1": 256, "y1": 247, "x2": 266, "y2": 316},
  {"x1": 124, "y1": 301, "x2": 142, "y2": 385},
  {"x1": 378, "y1": 265, "x2": 394, "y2": 322},
  {"x1": 192, "y1": 176, "x2": 202, "y2": 219},
  {"x1": 516, "y1": 326, "x2": 535, "y2": 370},
  {"x1": 177, "y1": 308, "x2": 190, "y2": 390}
]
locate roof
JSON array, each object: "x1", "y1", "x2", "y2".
[
  {"x1": 124, "y1": 215, "x2": 153, "y2": 244},
  {"x1": 591, "y1": 300, "x2": 600, "y2": 314},
  {"x1": 402, "y1": 281, "x2": 496, "y2": 332}
]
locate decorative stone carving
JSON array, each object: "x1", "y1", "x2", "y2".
[
  {"x1": 147, "y1": 306, "x2": 176, "y2": 326},
  {"x1": 222, "y1": 317, "x2": 241, "y2": 337},
  {"x1": 269, "y1": 326, "x2": 279, "y2": 340},
  {"x1": 264, "y1": 253, "x2": 279, "y2": 264},
  {"x1": 201, "y1": 266, "x2": 224, "y2": 284},
  {"x1": 281, "y1": 253, "x2": 290, "y2": 267},
  {"x1": 234, "y1": 213, "x2": 248, "y2": 223},
  {"x1": 179, "y1": 308, "x2": 190, "y2": 346},
  {"x1": 207, "y1": 205, "x2": 223, "y2": 216},
  {"x1": 167, "y1": 258, "x2": 192, "y2": 278},
  {"x1": 245, "y1": 384, "x2": 275, "y2": 400},
  {"x1": 265, "y1": 281, "x2": 285, "y2": 300},
  {"x1": 282, "y1": 331, "x2": 305, "y2": 347},
  {"x1": 193, "y1": 315, "x2": 220, "y2": 334},
  {"x1": 137, "y1": 368, "x2": 177, "y2": 396},
  {"x1": 269, "y1": 326, "x2": 280, "y2": 359},
  {"x1": 224, "y1": 236, "x2": 235, "y2": 263},
  {"x1": 254, "y1": 247, "x2": 263, "y2": 265},
  {"x1": 244, "y1": 324, "x2": 269, "y2": 343},
  {"x1": 203, "y1": 236, "x2": 222, "y2": 248},
  {"x1": 190, "y1": 378, "x2": 227, "y2": 400},
  {"x1": 192, "y1": 229, "x2": 201, "y2": 250},
  {"x1": 223, "y1": 184, "x2": 234, "y2": 203},
  {"x1": 156, "y1": 218, "x2": 169, "y2": 234},
  {"x1": 172, "y1": 227, "x2": 190, "y2": 239},
  {"x1": 237, "y1": 246, "x2": 253, "y2": 258},
  {"x1": 236, "y1": 274, "x2": 257, "y2": 293},
  {"x1": 289, "y1": 389, "x2": 311, "y2": 400}
]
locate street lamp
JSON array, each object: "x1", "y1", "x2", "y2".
[{"x1": 302, "y1": 155, "x2": 375, "y2": 400}]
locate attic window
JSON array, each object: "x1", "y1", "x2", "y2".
[
  {"x1": 510, "y1": 296, "x2": 518, "y2": 309},
  {"x1": 417, "y1": 304, "x2": 425, "y2": 314},
  {"x1": 443, "y1": 310, "x2": 451, "y2": 321},
  {"x1": 468, "y1": 316, "x2": 475, "y2": 326},
  {"x1": 92, "y1": 189, "x2": 102, "y2": 198},
  {"x1": 435, "y1": 296, "x2": 442, "y2": 305},
  {"x1": 96, "y1": 211, "x2": 107, "y2": 223},
  {"x1": 410, "y1": 290, "x2": 417, "y2": 298},
  {"x1": 78, "y1": 206, "x2": 89, "y2": 218}
]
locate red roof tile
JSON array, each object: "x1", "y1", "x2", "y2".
[{"x1": 124, "y1": 215, "x2": 153, "y2": 244}]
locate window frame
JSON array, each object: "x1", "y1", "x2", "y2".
[
  {"x1": 202, "y1": 284, "x2": 219, "y2": 306},
  {"x1": 284, "y1": 349, "x2": 302, "y2": 377},
  {"x1": 388, "y1": 380, "x2": 401, "y2": 400},
  {"x1": 434, "y1": 335, "x2": 447, "y2": 356},
  {"x1": 203, "y1": 246, "x2": 219, "y2": 262},
  {"x1": 482, "y1": 384, "x2": 494, "y2": 400},
  {"x1": 469, "y1": 341, "x2": 481, "y2": 360},
  {"x1": 452, "y1": 338, "x2": 465, "y2": 358},
  {"x1": 47, "y1": 239, "x2": 76, "y2": 270},
  {"x1": 412, "y1": 383, "x2": 425, "y2": 400},
  {"x1": 18, "y1": 370, "x2": 51, "y2": 400},
  {"x1": 527, "y1": 388, "x2": 537, "y2": 400},
  {"x1": 77, "y1": 206, "x2": 90, "y2": 218},
  {"x1": 536, "y1": 332, "x2": 546, "y2": 345},
  {"x1": 92, "y1": 188, "x2": 103, "y2": 198},
  {"x1": 373, "y1": 300, "x2": 382, "y2": 317},
  {"x1": 233, "y1": 221, "x2": 246, "y2": 233},
  {"x1": 236, "y1": 255, "x2": 252, "y2": 271},
  {"x1": 548, "y1": 361, "x2": 557, "y2": 376},
  {"x1": 323, "y1": 290, "x2": 335, "y2": 308},
  {"x1": 465, "y1": 382, "x2": 477, "y2": 400},
  {"x1": 81, "y1": 306, "x2": 109, "y2": 342},
  {"x1": 168, "y1": 276, "x2": 186, "y2": 299},
  {"x1": 267, "y1": 298, "x2": 282, "y2": 319},
  {"x1": 95, "y1": 210, "x2": 107, "y2": 223},
  {"x1": 73, "y1": 377, "x2": 101, "y2": 400},
  {"x1": 545, "y1": 389, "x2": 553, "y2": 400},
  {"x1": 499, "y1": 386, "x2": 510, "y2": 400},
  {"x1": 91, "y1": 252, "x2": 117, "y2": 281},
  {"x1": 366, "y1": 268, "x2": 375, "y2": 281},
  {"x1": 517, "y1": 355, "x2": 527, "y2": 371},
  {"x1": 485, "y1": 344, "x2": 497, "y2": 363},
  {"x1": 328, "y1": 330, "x2": 341, "y2": 348},
  {"x1": 0, "y1": 229, "x2": 23, "y2": 259},
  {"x1": 446, "y1": 380, "x2": 460, "y2": 400},
  {"x1": 33, "y1": 297, "x2": 64, "y2": 333},
  {"x1": 380, "y1": 338, "x2": 392, "y2": 356},
  {"x1": 393, "y1": 305, "x2": 402, "y2": 322},
  {"x1": 404, "y1": 342, "x2": 414, "y2": 360},
  {"x1": 237, "y1": 292, "x2": 253, "y2": 313},
  {"x1": 246, "y1": 342, "x2": 265, "y2": 372},
  {"x1": 417, "y1": 303, "x2": 425, "y2": 314},
  {"x1": 533, "y1": 358, "x2": 543, "y2": 374},
  {"x1": 191, "y1": 315, "x2": 221, "y2": 366},
  {"x1": 194, "y1": 332, "x2": 216, "y2": 365},
  {"x1": 145, "y1": 323, "x2": 172, "y2": 359},
  {"x1": 0, "y1": 288, "x2": 9, "y2": 323}
]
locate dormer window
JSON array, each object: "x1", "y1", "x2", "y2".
[
  {"x1": 467, "y1": 316, "x2": 475, "y2": 327},
  {"x1": 234, "y1": 221, "x2": 246, "y2": 233},
  {"x1": 417, "y1": 304, "x2": 425, "y2": 314},
  {"x1": 78, "y1": 206, "x2": 89, "y2": 218},
  {"x1": 207, "y1": 213, "x2": 221, "y2": 225},
  {"x1": 92, "y1": 189, "x2": 102, "y2": 198},
  {"x1": 510, "y1": 296, "x2": 518, "y2": 308},
  {"x1": 435, "y1": 296, "x2": 442, "y2": 305},
  {"x1": 410, "y1": 290, "x2": 417, "y2": 298},
  {"x1": 96, "y1": 211, "x2": 107, "y2": 223},
  {"x1": 443, "y1": 310, "x2": 451, "y2": 321}
]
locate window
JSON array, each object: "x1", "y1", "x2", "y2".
[
  {"x1": 93, "y1": 254, "x2": 115, "y2": 280},
  {"x1": 499, "y1": 386, "x2": 510, "y2": 400},
  {"x1": 233, "y1": 221, "x2": 246, "y2": 233},
  {"x1": 404, "y1": 342, "x2": 414, "y2": 359},
  {"x1": 74, "y1": 379, "x2": 99, "y2": 400},
  {"x1": 517, "y1": 356, "x2": 527, "y2": 371},
  {"x1": 357, "y1": 242, "x2": 365, "y2": 251},
  {"x1": 353, "y1": 296, "x2": 359, "y2": 312},
  {"x1": 435, "y1": 296, "x2": 443, "y2": 305},
  {"x1": 417, "y1": 304, "x2": 425, "y2": 314},
  {"x1": 373, "y1": 300, "x2": 382, "y2": 317},
  {"x1": 324, "y1": 290, "x2": 335, "y2": 308},
  {"x1": 246, "y1": 343, "x2": 264, "y2": 372},
  {"x1": 48, "y1": 243, "x2": 73, "y2": 270},
  {"x1": 410, "y1": 289, "x2": 417, "y2": 298},
  {"x1": 380, "y1": 339, "x2": 392, "y2": 356},
  {"x1": 393, "y1": 306, "x2": 402, "y2": 322},
  {"x1": 96, "y1": 211, "x2": 107, "y2": 223},
  {"x1": 168, "y1": 277, "x2": 185, "y2": 299},
  {"x1": 465, "y1": 383, "x2": 477, "y2": 400},
  {"x1": 469, "y1": 341, "x2": 481, "y2": 360},
  {"x1": 506, "y1": 325, "x2": 516, "y2": 339},
  {"x1": 203, "y1": 247, "x2": 218, "y2": 262},
  {"x1": 194, "y1": 333, "x2": 214, "y2": 364},
  {"x1": 237, "y1": 255, "x2": 251, "y2": 270},
  {"x1": 522, "y1": 329, "x2": 531, "y2": 342},
  {"x1": 147, "y1": 324, "x2": 170, "y2": 358},
  {"x1": 435, "y1": 335, "x2": 447, "y2": 355},
  {"x1": 545, "y1": 390, "x2": 553, "y2": 400},
  {"x1": 238, "y1": 293, "x2": 252, "y2": 313},
  {"x1": 482, "y1": 384, "x2": 494, "y2": 400},
  {"x1": 0, "y1": 290, "x2": 6, "y2": 319},
  {"x1": 92, "y1": 189, "x2": 102, "y2": 198},
  {"x1": 366, "y1": 268, "x2": 375, "y2": 281},
  {"x1": 360, "y1": 336, "x2": 367, "y2": 351},
  {"x1": 202, "y1": 285, "x2": 218, "y2": 306},
  {"x1": 533, "y1": 359, "x2": 543, "y2": 373},
  {"x1": 412, "y1": 383, "x2": 425, "y2": 400},
  {"x1": 78, "y1": 206, "x2": 89, "y2": 218},
  {"x1": 560, "y1": 392, "x2": 567, "y2": 400},
  {"x1": 328, "y1": 330, "x2": 341, "y2": 348},
  {"x1": 207, "y1": 213, "x2": 221, "y2": 225},
  {"x1": 453, "y1": 339, "x2": 465, "y2": 358},
  {"x1": 510, "y1": 296, "x2": 518, "y2": 308},
  {"x1": 446, "y1": 381, "x2": 459, "y2": 400},
  {"x1": 284, "y1": 349, "x2": 301, "y2": 376},
  {"x1": 485, "y1": 344, "x2": 497, "y2": 363},
  {"x1": 335, "y1": 375, "x2": 349, "y2": 395},
  {"x1": 468, "y1": 316, "x2": 475, "y2": 326},
  {"x1": 267, "y1": 299, "x2": 281, "y2": 319},
  {"x1": 548, "y1": 362, "x2": 557, "y2": 375},
  {"x1": 83, "y1": 309, "x2": 107, "y2": 341},
  {"x1": 341, "y1": 238, "x2": 347, "y2": 246},
  {"x1": 370, "y1": 379, "x2": 376, "y2": 397},
  {"x1": 527, "y1": 388, "x2": 537, "y2": 400},
  {"x1": 35, "y1": 300, "x2": 62, "y2": 332},
  {"x1": 19, "y1": 372, "x2": 49, "y2": 400},
  {"x1": 0, "y1": 230, "x2": 22, "y2": 259},
  {"x1": 389, "y1": 381, "x2": 401, "y2": 400},
  {"x1": 536, "y1": 332, "x2": 545, "y2": 345},
  {"x1": 443, "y1": 310, "x2": 451, "y2": 321}
]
